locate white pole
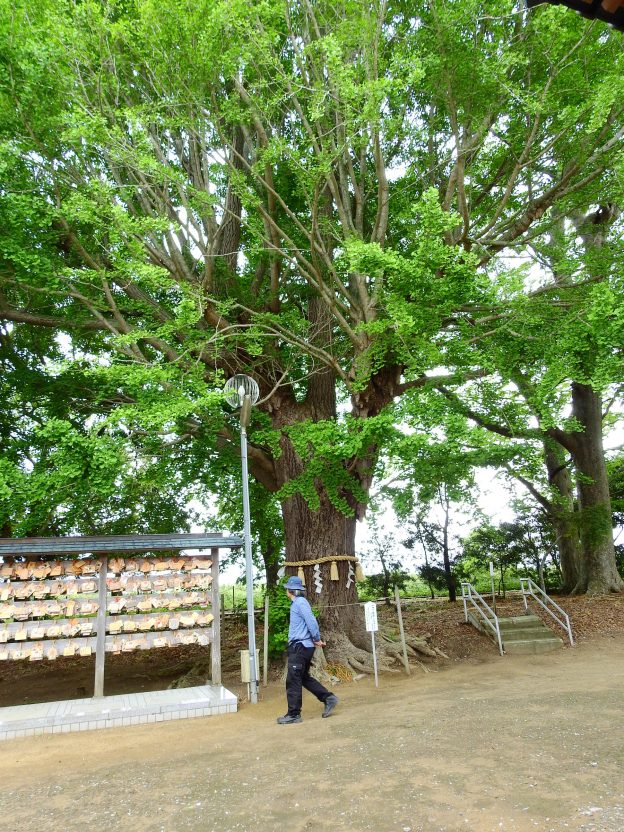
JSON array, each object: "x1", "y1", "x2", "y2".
[
  {"x1": 371, "y1": 630, "x2": 379, "y2": 688},
  {"x1": 240, "y1": 423, "x2": 258, "y2": 703}
]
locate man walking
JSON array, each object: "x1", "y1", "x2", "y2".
[{"x1": 277, "y1": 575, "x2": 339, "y2": 724}]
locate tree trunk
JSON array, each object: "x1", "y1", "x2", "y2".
[
  {"x1": 440, "y1": 487, "x2": 456, "y2": 602},
  {"x1": 543, "y1": 442, "x2": 582, "y2": 592},
  {"x1": 262, "y1": 538, "x2": 280, "y2": 589},
  {"x1": 568, "y1": 383, "x2": 623, "y2": 594},
  {"x1": 275, "y1": 433, "x2": 369, "y2": 654}
]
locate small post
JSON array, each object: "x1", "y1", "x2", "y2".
[
  {"x1": 263, "y1": 593, "x2": 269, "y2": 687},
  {"x1": 394, "y1": 585, "x2": 410, "y2": 675},
  {"x1": 232, "y1": 586, "x2": 235, "y2": 612},
  {"x1": 371, "y1": 630, "x2": 379, "y2": 688},
  {"x1": 211, "y1": 548, "x2": 221, "y2": 684},
  {"x1": 364, "y1": 601, "x2": 379, "y2": 688},
  {"x1": 93, "y1": 556, "x2": 108, "y2": 698}
]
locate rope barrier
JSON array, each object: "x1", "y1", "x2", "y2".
[
  {"x1": 282, "y1": 555, "x2": 358, "y2": 567},
  {"x1": 283, "y1": 555, "x2": 365, "y2": 585}
]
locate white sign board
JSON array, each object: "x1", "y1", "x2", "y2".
[
  {"x1": 489, "y1": 561, "x2": 495, "y2": 576},
  {"x1": 364, "y1": 601, "x2": 378, "y2": 632}
]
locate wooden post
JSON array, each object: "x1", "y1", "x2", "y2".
[
  {"x1": 263, "y1": 593, "x2": 269, "y2": 687},
  {"x1": 93, "y1": 557, "x2": 108, "y2": 697},
  {"x1": 394, "y1": 585, "x2": 410, "y2": 675},
  {"x1": 211, "y1": 547, "x2": 221, "y2": 684}
]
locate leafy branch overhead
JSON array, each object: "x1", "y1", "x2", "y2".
[{"x1": 0, "y1": 0, "x2": 622, "y2": 610}]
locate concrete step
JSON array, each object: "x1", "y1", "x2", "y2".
[
  {"x1": 496, "y1": 615, "x2": 541, "y2": 630},
  {"x1": 501, "y1": 627, "x2": 560, "y2": 641},
  {"x1": 503, "y1": 637, "x2": 564, "y2": 655},
  {"x1": 466, "y1": 611, "x2": 564, "y2": 655}
]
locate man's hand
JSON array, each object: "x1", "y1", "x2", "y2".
[{"x1": 314, "y1": 639, "x2": 326, "y2": 647}]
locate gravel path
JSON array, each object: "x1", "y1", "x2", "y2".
[{"x1": 0, "y1": 635, "x2": 622, "y2": 832}]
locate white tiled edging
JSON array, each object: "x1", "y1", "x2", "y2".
[{"x1": 0, "y1": 685, "x2": 237, "y2": 741}]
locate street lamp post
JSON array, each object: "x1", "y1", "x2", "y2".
[{"x1": 224, "y1": 374, "x2": 260, "y2": 703}]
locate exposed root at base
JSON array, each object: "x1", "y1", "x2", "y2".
[{"x1": 322, "y1": 629, "x2": 445, "y2": 677}]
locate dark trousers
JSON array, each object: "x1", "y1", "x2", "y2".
[{"x1": 286, "y1": 643, "x2": 331, "y2": 716}]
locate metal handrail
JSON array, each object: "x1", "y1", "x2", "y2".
[
  {"x1": 520, "y1": 577, "x2": 574, "y2": 646},
  {"x1": 461, "y1": 582, "x2": 504, "y2": 656}
]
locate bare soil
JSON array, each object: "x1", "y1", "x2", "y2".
[{"x1": 0, "y1": 593, "x2": 623, "y2": 832}]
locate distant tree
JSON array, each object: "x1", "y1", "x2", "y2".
[
  {"x1": 361, "y1": 520, "x2": 410, "y2": 603},
  {"x1": 459, "y1": 507, "x2": 559, "y2": 594}
]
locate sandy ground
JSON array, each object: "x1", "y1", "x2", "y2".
[{"x1": 0, "y1": 634, "x2": 622, "y2": 832}]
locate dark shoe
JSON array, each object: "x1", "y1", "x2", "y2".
[
  {"x1": 276, "y1": 714, "x2": 302, "y2": 724},
  {"x1": 322, "y1": 694, "x2": 338, "y2": 718}
]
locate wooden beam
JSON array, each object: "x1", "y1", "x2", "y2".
[
  {"x1": 94, "y1": 557, "x2": 108, "y2": 697},
  {"x1": 211, "y1": 547, "x2": 221, "y2": 684}
]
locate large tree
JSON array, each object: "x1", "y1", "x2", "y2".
[{"x1": 1, "y1": 1, "x2": 623, "y2": 664}]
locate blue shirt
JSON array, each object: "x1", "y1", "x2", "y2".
[{"x1": 288, "y1": 595, "x2": 320, "y2": 647}]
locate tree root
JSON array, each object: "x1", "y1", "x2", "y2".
[{"x1": 323, "y1": 629, "x2": 444, "y2": 677}]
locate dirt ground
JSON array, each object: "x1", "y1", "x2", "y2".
[{"x1": 0, "y1": 594, "x2": 623, "y2": 832}]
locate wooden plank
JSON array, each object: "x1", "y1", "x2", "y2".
[
  {"x1": 211, "y1": 547, "x2": 221, "y2": 684},
  {"x1": 0, "y1": 627, "x2": 216, "y2": 661},
  {"x1": 0, "y1": 610, "x2": 214, "y2": 641},
  {"x1": 0, "y1": 557, "x2": 213, "y2": 580},
  {"x1": 0, "y1": 573, "x2": 213, "y2": 598},
  {"x1": 94, "y1": 557, "x2": 108, "y2": 697},
  {"x1": 0, "y1": 531, "x2": 241, "y2": 558},
  {"x1": 394, "y1": 585, "x2": 411, "y2": 675},
  {"x1": 1, "y1": 591, "x2": 213, "y2": 620}
]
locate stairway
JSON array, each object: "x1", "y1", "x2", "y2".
[{"x1": 467, "y1": 612, "x2": 564, "y2": 655}]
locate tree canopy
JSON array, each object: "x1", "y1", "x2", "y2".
[{"x1": 1, "y1": 1, "x2": 623, "y2": 661}]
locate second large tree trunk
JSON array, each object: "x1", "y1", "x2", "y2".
[
  {"x1": 543, "y1": 442, "x2": 582, "y2": 593},
  {"x1": 568, "y1": 383, "x2": 623, "y2": 594}
]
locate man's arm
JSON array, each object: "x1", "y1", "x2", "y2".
[{"x1": 300, "y1": 599, "x2": 322, "y2": 643}]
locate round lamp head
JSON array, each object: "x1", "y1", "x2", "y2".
[{"x1": 224, "y1": 375, "x2": 260, "y2": 408}]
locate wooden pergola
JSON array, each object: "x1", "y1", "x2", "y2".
[{"x1": 0, "y1": 532, "x2": 243, "y2": 696}]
